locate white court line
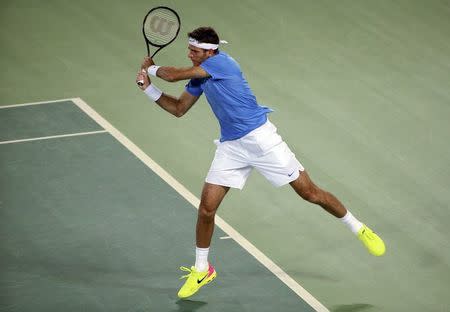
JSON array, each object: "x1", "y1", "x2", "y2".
[
  {"x1": 0, "y1": 130, "x2": 107, "y2": 145},
  {"x1": 71, "y1": 97, "x2": 329, "y2": 312},
  {"x1": 0, "y1": 98, "x2": 75, "y2": 109}
]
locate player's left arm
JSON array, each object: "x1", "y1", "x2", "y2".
[
  {"x1": 156, "y1": 66, "x2": 209, "y2": 82},
  {"x1": 141, "y1": 56, "x2": 210, "y2": 82}
]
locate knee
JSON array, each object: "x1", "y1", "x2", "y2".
[{"x1": 198, "y1": 205, "x2": 216, "y2": 223}]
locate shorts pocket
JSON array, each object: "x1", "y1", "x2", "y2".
[
  {"x1": 256, "y1": 131, "x2": 283, "y2": 154},
  {"x1": 240, "y1": 130, "x2": 283, "y2": 156}
]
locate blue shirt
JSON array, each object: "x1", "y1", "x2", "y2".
[{"x1": 185, "y1": 51, "x2": 272, "y2": 141}]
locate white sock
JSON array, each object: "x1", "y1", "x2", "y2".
[
  {"x1": 340, "y1": 211, "x2": 363, "y2": 234},
  {"x1": 195, "y1": 247, "x2": 209, "y2": 272}
]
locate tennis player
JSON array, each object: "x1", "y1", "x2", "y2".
[{"x1": 136, "y1": 26, "x2": 386, "y2": 299}]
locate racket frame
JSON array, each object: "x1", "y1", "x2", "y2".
[{"x1": 142, "y1": 6, "x2": 181, "y2": 58}]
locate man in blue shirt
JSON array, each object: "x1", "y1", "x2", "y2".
[{"x1": 137, "y1": 27, "x2": 385, "y2": 299}]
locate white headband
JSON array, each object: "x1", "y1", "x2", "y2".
[{"x1": 188, "y1": 37, "x2": 228, "y2": 50}]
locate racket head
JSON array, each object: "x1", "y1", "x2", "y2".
[{"x1": 142, "y1": 6, "x2": 181, "y2": 57}]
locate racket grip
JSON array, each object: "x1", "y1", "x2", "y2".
[{"x1": 137, "y1": 68, "x2": 146, "y2": 86}]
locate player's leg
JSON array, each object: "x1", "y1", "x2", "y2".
[
  {"x1": 246, "y1": 120, "x2": 386, "y2": 256},
  {"x1": 178, "y1": 136, "x2": 251, "y2": 299},
  {"x1": 197, "y1": 182, "x2": 230, "y2": 249},
  {"x1": 178, "y1": 182, "x2": 229, "y2": 299},
  {"x1": 289, "y1": 171, "x2": 385, "y2": 256},
  {"x1": 289, "y1": 170, "x2": 347, "y2": 218}
]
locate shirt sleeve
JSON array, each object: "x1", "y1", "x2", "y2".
[{"x1": 185, "y1": 79, "x2": 204, "y2": 96}]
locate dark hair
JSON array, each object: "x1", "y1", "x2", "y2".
[{"x1": 188, "y1": 27, "x2": 219, "y2": 44}]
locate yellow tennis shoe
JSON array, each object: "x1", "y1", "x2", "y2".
[
  {"x1": 358, "y1": 224, "x2": 386, "y2": 256},
  {"x1": 177, "y1": 264, "x2": 217, "y2": 299}
]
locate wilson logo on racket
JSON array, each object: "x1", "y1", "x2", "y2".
[{"x1": 149, "y1": 16, "x2": 176, "y2": 36}]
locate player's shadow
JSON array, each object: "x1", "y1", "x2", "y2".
[
  {"x1": 175, "y1": 299, "x2": 208, "y2": 312},
  {"x1": 331, "y1": 303, "x2": 375, "y2": 312}
]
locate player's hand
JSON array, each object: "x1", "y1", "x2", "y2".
[
  {"x1": 136, "y1": 69, "x2": 151, "y2": 90},
  {"x1": 141, "y1": 56, "x2": 155, "y2": 70}
]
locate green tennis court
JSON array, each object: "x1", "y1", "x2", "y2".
[
  {"x1": 0, "y1": 99, "x2": 321, "y2": 311},
  {"x1": 1, "y1": 1, "x2": 449, "y2": 311}
]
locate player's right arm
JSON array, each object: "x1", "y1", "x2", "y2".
[
  {"x1": 136, "y1": 70, "x2": 199, "y2": 118},
  {"x1": 155, "y1": 90, "x2": 199, "y2": 118}
]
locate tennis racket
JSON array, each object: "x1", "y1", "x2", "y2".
[{"x1": 137, "y1": 6, "x2": 181, "y2": 86}]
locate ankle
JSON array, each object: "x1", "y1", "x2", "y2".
[
  {"x1": 195, "y1": 247, "x2": 209, "y2": 272},
  {"x1": 340, "y1": 211, "x2": 363, "y2": 234}
]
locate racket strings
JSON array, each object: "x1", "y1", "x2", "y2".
[{"x1": 144, "y1": 9, "x2": 179, "y2": 46}]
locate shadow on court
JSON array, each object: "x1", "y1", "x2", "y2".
[
  {"x1": 331, "y1": 303, "x2": 375, "y2": 312},
  {"x1": 175, "y1": 299, "x2": 208, "y2": 312}
]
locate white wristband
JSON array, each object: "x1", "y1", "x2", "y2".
[
  {"x1": 147, "y1": 65, "x2": 160, "y2": 77},
  {"x1": 144, "y1": 84, "x2": 163, "y2": 102}
]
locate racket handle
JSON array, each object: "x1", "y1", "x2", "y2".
[{"x1": 137, "y1": 68, "x2": 146, "y2": 86}]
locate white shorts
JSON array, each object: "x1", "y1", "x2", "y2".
[{"x1": 205, "y1": 120, "x2": 304, "y2": 189}]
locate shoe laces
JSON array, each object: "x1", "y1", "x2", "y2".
[
  {"x1": 362, "y1": 229, "x2": 376, "y2": 240},
  {"x1": 179, "y1": 266, "x2": 195, "y2": 279}
]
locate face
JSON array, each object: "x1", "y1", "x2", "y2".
[{"x1": 188, "y1": 45, "x2": 214, "y2": 66}]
